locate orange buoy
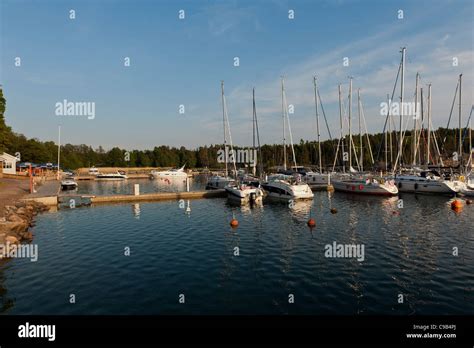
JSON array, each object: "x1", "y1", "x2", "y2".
[
  {"x1": 451, "y1": 200, "x2": 463, "y2": 210},
  {"x1": 307, "y1": 218, "x2": 316, "y2": 228},
  {"x1": 230, "y1": 218, "x2": 239, "y2": 228},
  {"x1": 330, "y1": 208, "x2": 337, "y2": 214}
]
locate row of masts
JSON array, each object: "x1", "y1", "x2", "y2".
[{"x1": 220, "y1": 47, "x2": 472, "y2": 177}]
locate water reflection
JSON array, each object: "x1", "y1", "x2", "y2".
[{"x1": 132, "y1": 203, "x2": 141, "y2": 219}]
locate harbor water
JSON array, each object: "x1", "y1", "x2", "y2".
[{"x1": 0, "y1": 187, "x2": 473, "y2": 315}]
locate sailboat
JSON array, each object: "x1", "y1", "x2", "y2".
[
  {"x1": 261, "y1": 77, "x2": 314, "y2": 200},
  {"x1": 206, "y1": 81, "x2": 236, "y2": 190},
  {"x1": 394, "y1": 73, "x2": 466, "y2": 194},
  {"x1": 303, "y1": 77, "x2": 331, "y2": 188},
  {"x1": 332, "y1": 77, "x2": 398, "y2": 196},
  {"x1": 224, "y1": 87, "x2": 265, "y2": 204}
]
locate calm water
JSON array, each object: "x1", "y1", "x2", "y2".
[
  {"x1": 74, "y1": 177, "x2": 206, "y2": 196},
  {"x1": 1, "y1": 191, "x2": 473, "y2": 315}
]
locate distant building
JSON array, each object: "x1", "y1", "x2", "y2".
[{"x1": 0, "y1": 152, "x2": 18, "y2": 175}]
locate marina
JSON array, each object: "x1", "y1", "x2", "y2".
[{"x1": 0, "y1": 0, "x2": 473, "y2": 344}]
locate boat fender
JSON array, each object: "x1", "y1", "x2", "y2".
[
  {"x1": 414, "y1": 183, "x2": 418, "y2": 190},
  {"x1": 398, "y1": 182, "x2": 402, "y2": 189},
  {"x1": 359, "y1": 184, "x2": 364, "y2": 190}
]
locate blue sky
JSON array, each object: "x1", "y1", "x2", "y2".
[{"x1": 1, "y1": 0, "x2": 472, "y2": 150}]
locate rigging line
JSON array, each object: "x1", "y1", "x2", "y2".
[
  {"x1": 375, "y1": 61, "x2": 402, "y2": 163},
  {"x1": 441, "y1": 79, "x2": 459, "y2": 153}
]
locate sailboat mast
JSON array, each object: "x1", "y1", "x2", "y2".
[
  {"x1": 338, "y1": 84, "x2": 345, "y2": 173},
  {"x1": 349, "y1": 77, "x2": 353, "y2": 171},
  {"x1": 281, "y1": 77, "x2": 287, "y2": 171},
  {"x1": 459, "y1": 74, "x2": 463, "y2": 164},
  {"x1": 221, "y1": 81, "x2": 228, "y2": 177},
  {"x1": 314, "y1": 76, "x2": 322, "y2": 173},
  {"x1": 253, "y1": 88, "x2": 264, "y2": 178},
  {"x1": 252, "y1": 88, "x2": 256, "y2": 176},
  {"x1": 413, "y1": 72, "x2": 419, "y2": 165},
  {"x1": 57, "y1": 124, "x2": 61, "y2": 181},
  {"x1": 427, "y1": 84, "x2": 432, "y2": 166},
  {"x1": 358, "y1": 88, "x2": 363, "y2": 172},
  {"x1": 399, "y1": 47, "x2": 406, "y2": 170}
]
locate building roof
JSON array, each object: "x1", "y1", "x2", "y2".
[{"x1": 0, "y1": 152, "x2": 18, "y2": 161}]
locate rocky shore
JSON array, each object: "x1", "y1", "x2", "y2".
[{"x1": 0, "y1": 200, "x2": 49, "y2": 258}]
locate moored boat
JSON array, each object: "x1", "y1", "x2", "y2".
[
  {"x1": 393, "y1": 171, "x2": 465, "y2": 195},
  {"x1": 332, "y1": 176, "x2": 398, "y2": 196},
  {"x1": 61, "y1": 179, "x2": 78, "y2": 190},
  {"x1": 96, "y1": 172, "x2": 128, "y2": 180},
  {"x1": 150, "y1": 165, "x2": 188, "y2": 179}
]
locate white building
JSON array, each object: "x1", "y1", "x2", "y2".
[{"x1": 0, "y1": 152, "x2": 17, "y2": 175}]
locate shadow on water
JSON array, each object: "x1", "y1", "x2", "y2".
[{"x1": 0, "y1": 260, "x2": 15, "y2": 313}]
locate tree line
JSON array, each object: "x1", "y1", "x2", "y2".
[{"x1": 1, "y1": 88, "x2": 471, "y2": 171}]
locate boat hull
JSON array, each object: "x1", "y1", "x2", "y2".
[
  {"x1": 225, "y1": 186, "x2": 264, "y2": 204},
  {"x1": 332, "y1": 180, "x2": 398, "y2": 196},
  {"x1": 206, "y1": 176, "x2": 235, "y2": 190},
  {"x1": 261, "y1": 180, "x2": 314, "y2": 200},
  {"x1": 394, "y1": 178, "x2": 463, "y2": 194}
]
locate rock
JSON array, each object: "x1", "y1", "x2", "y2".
[
  {"x1": 5, "y1": 236, "x2": 19, "y2": 244},
  {"x1": 4, "y1": 205, "x2": 17, "y2": 215},
  {"x1": 15, "y1": 202, "x2": 27, "y2": 208},
  {"x1": 7, "y1": 221, "x2": 28, "y2": 235},
  {"x1": 7, "y1": 214, "x2": 26, "y2": 223},
  {"x1": 15, "y1": 207, "x2": 27, "y2": 216},
  {"x1": 23, "y1": 232, "x2": 33, "y2": 240}
]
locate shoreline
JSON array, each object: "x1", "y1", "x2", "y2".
[{"x1": 0, "y1": 178, "x2": 50, "y2": 259}]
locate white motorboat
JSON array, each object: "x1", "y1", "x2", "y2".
[
  {"x1": 394, "y1": 171, "x2": 465, "y2": 195},
  {"x1": 332, "y1": 176, "x2": 398, "y2": 196},
  {"x1": 95, "y1": 172, "x2": 128, "y2": 180},
  {"x1": 206, "y1": 175, "x2": 235, "y2": 190},
  {"x1": 150, "y1": 165, "x2": 188, "y2": 179},
  {"x1": 262, "y1": 176, "x2": 314, "y2": 200},
  {"x1": 304, "y1": 171, "x2": 330, "y2": 188},
  {"x1": 88, "y1": 167, "x2": 99, "y2": 176},
  {"x1": 225, "y1": 184, "x2": 264, "y2": 204},
  {"x1": 61, "y1": 179, "x2": 78, "y2": 190}
]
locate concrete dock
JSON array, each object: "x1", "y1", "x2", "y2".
[{"x1": 90, "y1": 190, "x2": 226, "y2": 204}]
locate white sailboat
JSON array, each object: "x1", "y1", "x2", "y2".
[
  {"x1": 262, "y1": 77, "x2": 314, "y2": 201},
  {"x1": 332, "y1": 77, "x2": 398, "y2": 196},
  {"x1": 222, "y1": 86, "x2": 264, "y2": 204},
  {"x1": 394, "y1": 74, "x2": 465, "y2": 194},
  {"x1": 206, "y1": 81, "x2": 236, "y2": 190},
  {"x1": 303, "y1": 77, "x2": 330, "y2": 188}
]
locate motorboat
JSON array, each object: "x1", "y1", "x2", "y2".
[
  {"x1": 88, "y1": 167, "x2": 99, "y2": 176},
  {"x1": 61, "y1": 178, "x2": 78, "y2": 190},
  {"x1": 150, "y1": 165, "x2": 188, "y2": 180},
  {"x1": 225, "y1": 183, "x2": 264, "y2": 204},
  {"x1": 261, "y1": 175, "x2": 314, "y2": 200},
  {"x1": 302, "y1": 170, "x2": 330, "y2": 188},
  {"x1": 206, "y1": 176, "x2": 235, "y2": 190},
  {"x1": 95, "y1": 172, "x2": 128, "y2": 180}
]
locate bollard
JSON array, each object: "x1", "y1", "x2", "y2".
[{"x1": 134, "y1": 184, "x2": 140, "y2": 196}]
